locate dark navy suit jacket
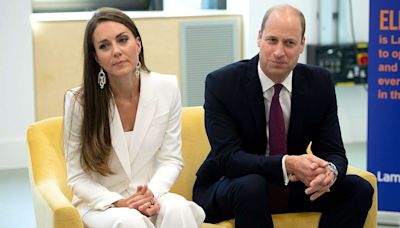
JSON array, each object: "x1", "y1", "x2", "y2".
[{"x1": 194, "y1": 55, "x2": 348, "y2": 209}]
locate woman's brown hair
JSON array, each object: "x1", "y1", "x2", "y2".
[{"x1": 78, "y1": 7, "x2": 149, "y2": 175}]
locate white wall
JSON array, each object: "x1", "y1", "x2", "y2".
[
  {"x1": 227, "y1": 0, "x2": 319, "y2": 62},
  {"x1": 336, "y1": 85, "x2": 368, "y2": 143},
  {"x1": 227, "y1": 0, "x2": 369, "y2": 144},
  {"x1": 338, "y1": 0, "x2": 370, "y2": 43},
  {"x1": 0, "y1": 0, "x2": 35, "y2": 169}
]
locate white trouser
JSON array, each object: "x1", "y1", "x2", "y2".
[{"x1": 81, "y1": 193, "x2": 205, "y2": 228}]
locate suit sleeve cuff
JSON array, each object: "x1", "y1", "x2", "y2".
[{"x1": 88, "y1": 192, "x2": 124, "y2": 211}]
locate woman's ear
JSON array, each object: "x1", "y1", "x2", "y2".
[
  {"x1": 136, "y1": 37, "x2": 142, "y2": 55},
  {"x1": 93, "y1": 52, "x2": 100, "y2": 64}
]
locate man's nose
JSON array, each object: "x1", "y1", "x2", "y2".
[{"x1": 273, "y1": 43, "x2": 284, "y2": 58}]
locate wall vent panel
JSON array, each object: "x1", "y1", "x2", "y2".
[{"x1": 180, "y1": 19, "x2": 240, "y2": 106}]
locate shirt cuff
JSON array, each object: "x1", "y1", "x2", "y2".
[
  {"x1": 328, "y1": 162, "x2": 338, "y2": 184},
  {"x1": 282, "y1": 155, "x2": 290, "y2": 185}
]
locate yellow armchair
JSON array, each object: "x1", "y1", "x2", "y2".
[
  {"x1": 171, "y1": 106, "x2": 378, "y2": 228},
  {"x1": 26, "y1": 115, "x2": 221, "y2": 228},
  {"x1": 26, "y1": 107, "x2": 377, "y2": 228},
  {"x1": 27, "y1": 117, "x2": 83, "y2": 228}
]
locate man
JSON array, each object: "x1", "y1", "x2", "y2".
[{"x1": 193, "y1": 4, "x2": 373, "y2": 228}]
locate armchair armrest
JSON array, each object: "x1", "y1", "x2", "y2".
[
  {"x1": 346, "y1": 166, "x2": 378, "y2": 228},
  {"x1": 27, "y1": 117, "x2": 84, "y2": 228},
  {"x1": 32, "y1": 180, "x2": 83, "y2": 228}
]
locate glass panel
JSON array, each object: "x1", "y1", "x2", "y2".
[
  {"x1": 32, "y1": 0, "x2": 163, "y2": 13},
  {"x1": 201, "y1": 0, "x2": 226, "y2": 9}
]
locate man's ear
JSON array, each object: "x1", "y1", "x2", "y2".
[
  {"x1": 300, "y1": 36, "x2": 305, "y2": 53},
  {"x1": 257, "y1": 31, "x2": 262, "y2": 47}
]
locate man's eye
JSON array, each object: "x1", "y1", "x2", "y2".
[{"x1": 286, "y1": 41, "x2": 296, "y2": 46}]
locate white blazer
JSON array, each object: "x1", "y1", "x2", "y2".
[{"x1": 64, "y1": 72, "x2": 183, "y2": 212}]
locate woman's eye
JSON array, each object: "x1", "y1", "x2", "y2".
[
  {"x1": 119, "y1": 37, "x2": 129, "y2": 43},
  {"x1": 99, "y1": 43, "x2": 108, "y2": 50}
]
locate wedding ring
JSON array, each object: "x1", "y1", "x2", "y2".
[{"x1": 149, "y1": 200, "x2": 155, "y2": 206}]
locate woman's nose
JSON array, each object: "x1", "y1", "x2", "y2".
[{"x1": 113, "y1": 45, "x2": 122, "y2": 57}]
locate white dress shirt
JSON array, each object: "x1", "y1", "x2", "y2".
[{"x1": 258, "y1": 62, "x2": 292, "y2": 185}]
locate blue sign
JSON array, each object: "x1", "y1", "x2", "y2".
[{"x1": 368, "y1": 0, "x2": 400, "y2": 212}]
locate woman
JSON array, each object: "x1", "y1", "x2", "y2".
[{"x1": 64, "y1": 7, "x2": 205, "y2": 228}]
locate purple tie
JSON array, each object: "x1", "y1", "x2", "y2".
[
  {"x1": 269, "y1": 84, "x2": 286, "y2": 155},
  {"x1": 267, "y1": 83, "x2": 289, "y2": 212}
]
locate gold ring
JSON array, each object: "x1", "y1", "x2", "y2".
[{"x1": 149, "y1": 200, "x2": 155, "y2": 206}]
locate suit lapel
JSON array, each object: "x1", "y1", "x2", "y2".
[
  {"x1": 110, "y1": 72, "x2": 157, "y2": 178},
  {"x1": 127, "y1": 72, "x2": 157, "y2": 164},
  {"x1": 244, "y1": 55, "x2": 267, "y2": 149},
  {"x1": 287, "y1": 64, "x2": 308, "y2": 154},
  {"x1": 110, "y1": 101, "x2": 131, "y2": 178}
]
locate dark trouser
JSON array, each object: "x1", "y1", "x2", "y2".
[{"x1": 193, "y1": 174, "x2": 374, "y2": 228}]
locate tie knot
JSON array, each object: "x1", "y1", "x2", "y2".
[{"x1": 274, "y1": 84, "x2": 283, "y2": 95}]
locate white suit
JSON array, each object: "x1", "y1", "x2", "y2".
[{"x1": 64, "y1": 72, "x2": 205, "y2": 228}]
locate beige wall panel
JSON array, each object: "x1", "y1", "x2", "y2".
[
  {"x1": 33, "y1": 15, "x2": 242, "y2": 120},
  {"x1": 33, "y1": 20, "x2": 86, "y2": 120},
  {"x1": 136, "y1": 18, "x2": 180, "y2": 77}
]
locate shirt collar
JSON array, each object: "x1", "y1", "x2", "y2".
[{"x1": 257, "y1": 61, "x2": 292, "y2": 93}]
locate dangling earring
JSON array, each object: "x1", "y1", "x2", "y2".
[
  {"x1": 135, "y1": 60, "x2": 141, "y2": 78},
  {"x1": 98, "y1": 67, "x2": 106, "y2": 89}
]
